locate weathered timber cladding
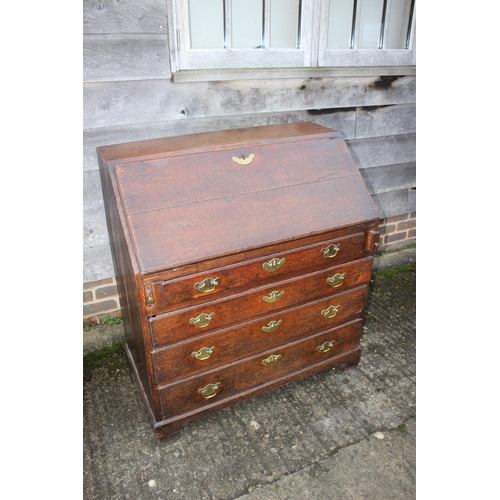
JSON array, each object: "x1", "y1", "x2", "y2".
[
  {"x1": 83, "y1": 0, "x2": 167, "y2": 34},
  {"x1": 82, "y1": 0, "x2": 416, "y2": 288},
  {"x1": 83, "y1": 76, "x2": 416, "y2": 129}
]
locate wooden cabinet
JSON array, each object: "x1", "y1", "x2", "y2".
[{"x1": 97, "y1": 122, "x2": 379, "y2": 441}]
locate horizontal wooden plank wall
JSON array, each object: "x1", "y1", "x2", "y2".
[{"x1": 83, "y1": 0, "x2": 416, "y2": 285}]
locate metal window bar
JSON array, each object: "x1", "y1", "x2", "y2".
[
  {"x1": 405, "y1": 0, "x2": 415, "y2": 49},
  {"x1": 223, "y1": 0, "x2": 302, "y2": 50},
  {"x1": 379, "y1": 0, "x2": 388, "y2": 49},
  {"x1": 349, "y1": 0, "x2": 414, "y2": 50}
]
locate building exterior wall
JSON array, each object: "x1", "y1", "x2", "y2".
[{"x1": 83, "y1": 0, "x2": 416, "y2": 324}]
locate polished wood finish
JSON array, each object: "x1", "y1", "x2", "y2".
[{"x1": 98, "y1": 122, "x2": 379, "y2": 440}]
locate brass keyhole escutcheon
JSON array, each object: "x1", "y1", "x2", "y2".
[
  {"x1": 321, "y1": 243, "x2": 341, "y2": 259},
  {"x1": 232, "y1": 153, "x2": 255, "y2": 165},
  {"x1": 262, "y1": 257, "x2": 286, "y2": 272},
  {"x1": 262, "y1": 290, "x2": 285, "y2": 303},
  {"x1": 321, "y1": 305, "x2": 340, "y2": 319},
  {"x1": 261, "y1": 319, "x2": 283, "y2": 333},
  {"x1": 194, "y1": 277, "x2": 221, "y2": 293},
  {"x1": 198, "y1": 382, "x2": 221, "y2": 399},
  {"x1": 317, "y1": 340, "x2": 335, "y2": 353},
  {"x1": 327, "y1": 272, "x2": 346, "y2": 288},
  {"x1": 261, "y1": 354, "x2": 283, "y2": 367},
  {"x1": 191, "y1": 346, "x2": 216, "y2": 361},
  {"x1": 189, "y1": 312, "x2": 215, "y2": 328}
]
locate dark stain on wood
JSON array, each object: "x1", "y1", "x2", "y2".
[
  {"x1": 360, "y1": 104, "x2": 393, "y2": 111},
  {"x1": 370, "y1": 76, "x2": 401, "y2": 90},
  {"x1": 307, "y1": 107, "x2": 356, "y2": 115}
]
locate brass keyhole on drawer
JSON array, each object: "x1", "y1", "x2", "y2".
[
  {"x1": 262, "y1": 290, "x2": 285, "y2": 303},
  {"x1": 232, "y1": 153, "x2": 255, "y2": 165},
  {"x1": 189, "y1": 312, "x2": 215, "y2": 328},
  {"x1": 321, "y1": 305, "x2": 340, "y2": 319},
  {"x1": 262, "y1": 257, "x2": 286, "y2": 272},
  {"x1": 198, "y1": 382, "x2": 221, "y2": 399},
  {"x1": 317, "y1": 340, "x2": 335, "y2": 353},
  {"x1": 326, "y1": 272, "x2": 346, "y2": 288},
  {"x1": 321, "y1": 243, "x2": 341, "y2": 259},
  {"x1": 191, "y1": 346, "x2": 216, "y2": 361},
  {"x1": 261, "y1": 319, "x2": 283, "y2": 333},
  {"x1": 194, "y1": 277, "x2": 221, "y2": 293},
  {"x1": 261, "y1": 354, "x2": 283, "y2": 367}
]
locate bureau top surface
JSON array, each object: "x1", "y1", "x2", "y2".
[{"x1": 98, "y1": 123, "x2": 378, "y2": 274}]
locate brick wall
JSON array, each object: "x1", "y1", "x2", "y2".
[
  {"x1": 83, "y1": 214, "x2": 416, "y2": 324},
  {"x1": 378, "y1": 212, "x2": 416, "y2": 252},
  {"x1": 83, "y1": 277, "x2": 121, "y2": 325}
]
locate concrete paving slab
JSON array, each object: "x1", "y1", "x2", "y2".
[{"x1": 83, "y1": 249, "x2": 415, "y2": 500}]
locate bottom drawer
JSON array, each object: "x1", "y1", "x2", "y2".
[{"x1": 158, "y1": 318, "x2": 362, "y2": 420}]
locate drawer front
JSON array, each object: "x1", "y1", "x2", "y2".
[
  {"x1": 150, "y1": 257, "x2": 373, "y2": 347},
  {"x1": 159, "y1": 233, "x2": 366, "y2": 309},
  {"x1": 153, "y1": 285, "x2": 368, "y2": 385},
  {"x1": 159, "y1": 319, "x2": 363, "y2": 420}
]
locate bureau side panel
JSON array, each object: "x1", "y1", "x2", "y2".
[{"x1": 97, "y1": 152, "x2": 159, "y2": 418}]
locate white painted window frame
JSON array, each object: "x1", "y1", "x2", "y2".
[{"x1": 167, "y1": 0, "x2": 416, "y2": 74}]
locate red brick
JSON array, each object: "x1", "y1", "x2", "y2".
[
  {"x1": 397, "y1": 220, "x2": 416, "y2": 231},
  {"x1": 83, "y1": 299, "x2": 119, "y2": 317},
  {"x1": 386, "y1": 232, "x2": 406, "y2": 244},
  {"x1": 95, "y1": 285, "x2": 118, "y2": 300},
  {"x1": 379, "y1": 224, "x2": 396, "y2": 235},
  {"x1": 83, "y1": 277, "x2": 114, "y2": 291},
  {"x1": 83, "y1": 291, "x2": 93, "y2": 303},
  {"x1": 385, "y1": 214, "x2": 409, "y2": 224},
  {"x1": 408, "y1": 229, "x2": 416, "y2": 238}
]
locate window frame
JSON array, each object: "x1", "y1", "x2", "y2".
[{"x1": 167, "y1": 0, "x2": 416, "y2": 76}]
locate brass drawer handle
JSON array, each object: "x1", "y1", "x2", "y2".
[
  {"x1": 261, "y1": 354, "x2": 283, "y2": 367},
  {"x1": 317, "y1": 340, "x2": 335, "y2": 353},
  {"x1": 262, "y1": 257, "x2": 286, "y2": 272},
  {"x1": 189, "y1": 312, "x2": 215, "y2": 328},
  {"x1": 261, "y1": 319, "x2": 283, "y2": 333},
  {"x1": 194, "y1": 277, "x2": 221, "y2": 293},
  {"x1": 321, "y1": 243, "x2": 341, "y2": 258},
  {"x1": 232, "y1": 153, "x2": 255, "y2": 165},
  {"x1": 262, "y1": 290, "x2": 285, "y2": 303},
  {"x1": 198, "y1": 382, "x2": 221, "y2": 399},
  {"x1": 321, "y1": 305, "x2": 340, "y2": 319},
  {"x1": 191, "y1": 346, "x2": 216, "y2": 361},
  {"x1": 327, "y1": 272, "x2": 346, "y2": 288}
]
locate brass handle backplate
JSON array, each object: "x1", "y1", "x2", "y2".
[
  {"x1": 317, "y1": 340, "x2": 335, "y2": 353},
  {"x1": 327, "y1": 272, "x2": 346, "y2": 288},
  {"x1": 189, "y1": 312, "x2": 215, "y2": 328},
  {"x1": 321, "y1": 243, "x2": 341, "y2": 259},
  {"x1": 194, "y1": 277, "x2": 221, "y2": 293},
  {"x1": 261, "y1": 319, "x2": 283, "y2": 333},
  {"x1": 191, "y1": 346, "x2": 216, "y2": 361},
  {"x1": 262, "y1": 290, "x2": 285, "y2": 303},
  {"x1": 198, "y1": 382, "x2": 221, "y2": 399},
  {"x1": 321, "y1": 305, "x2": 340, "y2": 319},
  {"x1": 232, "y1": 153, "x2": 255, "y2": 165},
  {"x1": 262, "y1": 257, "x2": 286, "y2": 272},
  {"x1": 261, "y1": 354, "x2": 283, "y2": 367}
]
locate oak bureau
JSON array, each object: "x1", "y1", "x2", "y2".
[{"x1": 97, "y1": 122, "x2": 380, "y2": 441}]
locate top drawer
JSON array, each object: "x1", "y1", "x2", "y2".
[{"x1": 154, "y1": 232, "x2": 366, "y2": 311}]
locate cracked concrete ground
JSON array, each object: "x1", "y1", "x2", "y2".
[{"x1": 83, "y1": 248, "x2": 416, "y2": 500}]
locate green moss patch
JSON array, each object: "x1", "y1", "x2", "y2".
[{"x1": 83, "y1": 341, "x2": 128, "y2": 382}]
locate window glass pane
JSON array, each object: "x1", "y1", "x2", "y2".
[
  {"x1": 386, "y1": 0, "x2": 412, "y2": 49},
  {"x1": 327, "y1": 0, "x2": 355, "y2": 49},
  {"x1": 189, "y1": 0, "x2": 224, "y2": 49},
  {"x1": 232, "y1": 0, "x2": 263, "y2": 49},
  {"x1": 270, "y1": 0, "x2": 300, "y2": 49},
  {"x1": 358, "y1": 0, "x2": 384, "y2": 49}
]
